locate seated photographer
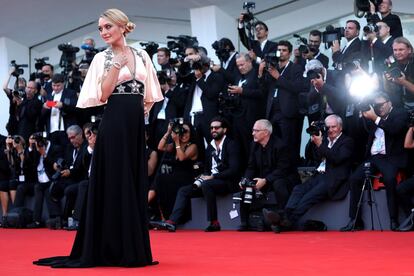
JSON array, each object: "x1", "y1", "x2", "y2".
[
  {"x1": 259, "y1": 40, "x2": 306, "y2": 165},
  {"x1": 340, "y1": 92, "x2": 408, "y2": 231},
  {"x1": 366, "y1": 0, "x2": 402, "y2": 39},
  {"x1": 238, "y1": 119, "x2": 300, "y2": 231},
  {"x1": 160, "y1": 117, "x2": 241, "y2": 232},
  {"x1": 395, "y1": 125, "x2": 414, "y2": 231},
  {"x1": 384, "y1": 37, "x2": 414, "y2": 108},
  {"x1": 45, "y1": 125, "x2": 88, "y2": 229},
  {"x1": 263, "y1": 115, "x2": 354, "y2": 232},
  {"x1": 40, "y1": 74, "x2": 78, "y2": 147},
  {"x1": 210, "y1": 38, "x2": 240, "y2": 85},
  {"x1": 155, "y1": 121, "x2": 198, "y2": 220},
  {"x1": 238, "y1": 15, "x2": 278, "y2": 63},
  {"x1": 294, "y1": 30, "x2": 329, "y2": 69},
  {"x1": 331, "y1": 20, "x2": 362, "y2": 70},
  {"x1": 361, "y1": 21, "x2": 394, "y2": 76}
]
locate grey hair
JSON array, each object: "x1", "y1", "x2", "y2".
[
  {"x1": 236, "y1": 52, "x2": 253, "y2": 63},
  {"x1": 256, "y1": 119, "x2": 273, "y2": 134},
  {"x1": 325, "y1": 114, "x2": 343, "y2": 128},
  {"x1": 66, "y1": 125, "x2": 83, "y2": 136}
]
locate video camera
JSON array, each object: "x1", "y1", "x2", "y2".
[
  {"x1": 140, "y1": 41, "x2": 159, "y2": 58},
  {"x1": 10, "y1": 60, "x2": 28, "y2": 77},
  {"x1": 264, "y1": 50, "x2": 280, "y2": 69},
  {"x1": 306, "y1": 121, "x2": 326, "y2": 136},
  {"x1": 354, "y1": 0, "x2": 383, "y2": 18},
  {"x1": 58, "y1": 43, "x2": 79, "y2": 75},
  {"x1": 167, "y1": 35, "x2": 198, "y2": 61},
  {"x1": 242, "y1": 2, "x2": 256, "y2": 22},
  {"x1": 169, "y1": 117, "x2": 186, "y2": 136},
  {"x1": 322, "y1": 25, "x2": 345, "y2": 49}
]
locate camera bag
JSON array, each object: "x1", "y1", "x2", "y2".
[{"x1": 4, "y1": 207, "x2": 33, "y2": 228}]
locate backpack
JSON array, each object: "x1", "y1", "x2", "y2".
[{"x1": 4, "y1": 207, "x2": 33, "y2": 228}]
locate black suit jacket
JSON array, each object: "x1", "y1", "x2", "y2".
[
  {"x1": 316, "y1": 53, "x2": 330, "y2": 69},
  {"x1": 332, "y1": 38, "x2": 362, "y2": 68},
  {"x1": 365, "y1": 107, "x2": 408, "y2": 168},
  {"x1": 369, "y1": 13, "x2": 403, "y2": 39},
  {"x1": 361, "y1": 37, "x2": 393, "y2": 74},
  {"x1": 204, "y1": 137, "x2": 241, "y2": 184},
  {"x1": 262, "y1": 61, "x2": 306, "y2": 119},
  {"x1": 183, "y1": 71, "x2": 224, "y2": 122},
  {"x1": 219, "y1": 53, "x2": 241, "y2": 85},
  {"x1": 244, "y1": 135, "x2": 297, "y2": 183},
  {"x1": 238, "y1": 27, "x2": 278, "y2": 59},
  {"x1": 149, "y1": 89, "x2": 180, "y2": 125},
  {"x1": 63, "y1": 142, "x2": 88, "y2": 182},
  {"x1": 17, "y1": 97, "x2": 43, "y2": 141},
  {"x1": 41, "y1": 89, "x2": 78, "y2": 133},
  {"x1": 38, "y1": 143, "x2": 63, "y2": 180},
  {"x1": 315, "y1": 134, "x2": 354, "y2": 200}
]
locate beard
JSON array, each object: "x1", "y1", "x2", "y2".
[{"x1": 212, "y1": 132, "x2": 224, "y2": 140}]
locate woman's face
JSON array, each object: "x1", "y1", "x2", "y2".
[
  {"x1": 179, "y1": 125, "x2": 191, "y2": 143},
  {"x1": 98, "y1": 17, "x2": 125, "y2": 45}
]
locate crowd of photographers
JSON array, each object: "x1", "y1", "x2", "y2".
[{"x1": 2, "y1": 0, "x2": 414, "y2": 233}]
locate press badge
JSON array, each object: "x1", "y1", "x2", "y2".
[
  {"x1": 345, "y1": 104, "x2": 355, "y2": 117},
  {"x1": 19, "y1": 175, "x2": 25, "y2": 182},
  {"x1": 273, "y1": 88, "x2": 278, "y2": 98},
  {"x1": 229, "y1": 203, "x2": 239, "y2": 219}
]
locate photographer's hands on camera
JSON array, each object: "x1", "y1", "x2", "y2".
[
  {"x1": 258, "y1": 61, "x2": 279, "y2": 80},
  {"x1": 239, "y1": 177, "x2": 266, "y2": 191}
]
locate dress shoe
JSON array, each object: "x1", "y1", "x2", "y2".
[
  {"x1": 46, "y1": 217, "x2": 62, "y2": 230},
  {"x1": 163, "y1": 220, "x2": 176, "y2": 232},
  {"x1": 390, "y1": 219, "x2": 399, "y2": 231},
  {"x1": 340, "y1": 219, "x2": 364, "y2": 232},
  {"x1": 397, "y1": 215, "x2": 414, "y2": 232},
  {"x1": 1, "y1": 216, "x2": 8, "y2": 228},
  {"x1": 237, "y1": 224, "x2": 249, "y2": 231},
  {"x1": 270, "y1": 224, "x2": 281, "y2": 233},
  {"x1": 262, "y1": 208, "x2": 281, "y2": 226},
  {"x1": 205, "y1": 223, "x2": 221, "y2": 232},
  {"x1": 26, "y1": 221, "x2": 43, "y2": 229}
]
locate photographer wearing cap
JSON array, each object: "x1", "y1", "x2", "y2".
[
  {"x1": 341, "y1": 92, "x2": 408, "y2": 231},
  {"x1": 238, "y1": 119, "x2": 300, "y2": 231},
  {"x1": 264, "y1": 115, "x2": 354, "y2": 232},
  {"x1": 367, "y1": 0, "x2": 402, "y2": 39},
  {"x1": 384, "y1": 37, "x2": 414, "y2": 108}
]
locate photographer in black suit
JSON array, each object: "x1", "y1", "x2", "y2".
[
  {"x1": 238, "y1": 16, "x2": 278, "y2": 63},
  {"x1": 259, "y1": 40, "x2": 306, "y2": 164},
  {"x1": 366, "y1": 0, "x2": 403, "y2": 39},
  {"x1": 264, "y1": 115, "x2": 354, "y2": 232},
  {"x1": 161, "y1": 117, "x2": 241, "y2": 232},
  {"x1": 341, "y1": 92, "x2": 408, "y2": 231},
  {"x1": 211, "y1": 38, "x2": 240, "y2": 85},
  {"x1": 332, "y1": 20, "x2": 362, "y2": 70},
  {"x1": 239, "y1": 119, "x2": 300, "y2": 231}
]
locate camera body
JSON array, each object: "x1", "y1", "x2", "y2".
[
  {"x1": 192, "y1": 176, "x2": 205, "y2": 189},
  {"x1": 169, "y1": 117, "x2": 186, "y2": 135},
  {"x1": 306, "y1": 121, "x2": 326, "y2": 136},
  {"x1": 10, "y1": 60, "x2": 28, "y2": 77},
  {"x1": 242, "y1": 2, "x2": 255, "y2": 22},
  {"x1": 233, "y1": 177, "x2": 258, "y2": 204},
  {"x1": 51, "y1": 158, "x2": 69, "y2": 181},
  {"x1": 363, "y1": 23, "x2": 379, "y2": 34},
  {"x1": 264, "y1": 50, "x2": 281, "y2": 69},
  {"x1": 12, "y1": 89, "x2": 26, "y2": 100},
  {"x1": 140, "y1": 41, "x2": 159, "y2": 57},
  {"x1": 157, "y1": 70, "x2": 172, "y2": 85},
  {"x1": 322, "y1": 26, "x2": 345, "y2": 49},
  {"x1": 58, "y1": 43, "x2": 80, "y2": 74}
]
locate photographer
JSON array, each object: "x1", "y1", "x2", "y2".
[
  {"x1": 40, "y1": 74, "x2": 78, "y2": 147},
  {"x1": 161, "y1": 117, "x2": 241, "y2": 232},
  {"x1": 367, "y1": 0, "x2": 402, "y2": 39},
  {"x1": 362, "y1": 20, "x2": 394, "y2": 75},
  {"x1": 157, "y1": 47, "x2": 173, "y2": 71},
  {"x1": 341, "y1": 92, "x2": 408, "y2": 231},
  {"x1": 41, "y1": 64, "x2": 54, "y2": 96},
  {"x1": 211, "y1": 38, "x2": 240, "y2": 85},
  {"x1": 294, "y1": 30, "x2": 329, "y2": 69},
  {"x1": 384, "y1": 37, "x2": 414, "y2": 108},
  {"x1": 264, "y1": 115, "x2": 354, "y2": 232},
  {"x1": 238, "y1": 119, "x2": 300, "y2": 231},
  {"x1": 45, "y1": 125, "x2": 88, "y2": 229},
  {"x1": 332, "y1": 20, "x2": 362, "y2": 70},
  {"x1": 259, "y1": 40, "x2": 306, "y2": 165},
  {"x1": 155, "y1": 121, "x2": 198, "y2": 220},
  {"x1": 238, "y1": 15, "x2": 277, "y2": 63}
]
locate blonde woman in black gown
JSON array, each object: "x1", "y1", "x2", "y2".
[{"x1": 34, "y1": 8, "x2": 163, "y2": 268}]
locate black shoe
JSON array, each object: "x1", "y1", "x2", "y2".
[
  {"x1": 390, "y1": 219, "x2": 399, "y2": 231},
  {"x1": 262, "y1": 208, "x2": 281, "y2": 226},
  {"x1": 205, "y1": 223, "x2": 221, "y2": 232},
  {"x1": 270, "y1": 224, "x2": 281, "y2": 233},
  {"x1": 150, "y1": 220, "x2": 176, "y2": 232},
  {"x1": 1, "y1": 216, "x2": 8, "y2": 228},
  {"x1": 397, "y1": 214, "x2": 414, "y2": 232},
  {"x1": 26, "y1": 221, "x2": 42, "y2": 229},
  {"x1": 46, "y1": 217, "x2": 62, "y2": 230},
  {"x1": 340, "y1": 219, "x2": 363, "y2": 232},
  {"x1": 237, "y1": 224, "x2": 249, "y2": 231}
]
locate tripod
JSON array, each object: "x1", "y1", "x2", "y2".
[{"x1": 353, "y1": 162, "x2": 383, "y2": 231}]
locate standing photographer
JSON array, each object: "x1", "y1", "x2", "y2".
[
  {"x1": 367, "y1": 0, "x2": 402, "y2": 39},
  {"x1": 341, "y1": 92, "x2": 408, "y2": 231},
  {"x1": 211, "y1": 38, "x2": 240, "y2": 85},
  {"x1": 331, "y1": 20, "x2": 362, "y2": 70},
  {"x1": 238, "y1": 119, "x2": 300, "y2": 231}
]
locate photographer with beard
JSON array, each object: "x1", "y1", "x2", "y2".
[
  {"x1": 210, "y1": 38, "x2": 240, "y2": 85},
  {"x1": 294, "y1": 30, "x2": 329, "y2": 69},
  {"x1": 341, "y1": 92, "x2": 408, "y2": 231},
  {"x1": 40, "y1": 64, "x2": 54, "y2": 96},
  {"x1": 160, "y1": 117, "x2": 241, "y2": 232}
]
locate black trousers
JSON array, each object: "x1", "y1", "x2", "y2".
[
  {"x1": 33, "y1": 182, "x2": 51, "y2": 222},
  {"x1": 397, "y1": 176, "x2": 414, "y2": 216},
  {"x1": 14, "y1": 182, "x2": 35, "y2": 208},
  {"x1": 73, "y1": 180, "x2": 89, "y2": 220},
  {"x1": 170, "y1": 178, "x2": 234, "y2": 223},
  {"x1": 285, "y1": 174, "x2": 330, "y2": 224},
  {"x1": 348, "y1": 155, "x2": 399, "y2": 220},
  {"x1": 45, "y1": 179, "x2": 75, "y2": 219},
  {"x1": 49, "y1": 131, "x2": 69, "y2": 148}
]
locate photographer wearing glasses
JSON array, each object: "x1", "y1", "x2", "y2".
[
  {"x1": 238, "y1": 119, "x2": 300, "y2": 231},
  {"x1": 341, "y1": 92, "x2": 408, "y2": 231}
]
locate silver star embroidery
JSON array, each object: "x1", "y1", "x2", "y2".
[
  {"x1": 128, "y1": 80, "x2": 143, "y2": 95},
  {"x1": 116, "y1": 84, "x2": 126, "y2": 94}
]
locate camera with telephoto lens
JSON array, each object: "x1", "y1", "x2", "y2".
[
  {"x1": 306, "y1": 121, "x2": 326, "y2": 136},
  {"x1": 354, "y1": 0, "x2": 383, "y2": 16},
  {"x1": 12, "y1": 89, "x2": 26, "y2": 100},
  {"x1": 233, "y1": 177, "x2": 258, "y2": 204},
  {"x1": 192, "y1": 176, "x2": 205, "y2": 189},
  {"x1": 169, "y1": 117, "x2": 186, "y2": 136},
  {"x1": 10, "y1": 60, "x2": 28, "y2": 77},
  {"x1": 140, "y1": 41, "x2": 159, "y2": 58},
  {"x1": 363, "y1": 23, "x2": 379, "y2": 34},
  {"x1": 13, "y1": 135, "x2": 22, "y2": 144},
  {"x1": 264, "y1": 50, "x2": 280, "y2": 70}
]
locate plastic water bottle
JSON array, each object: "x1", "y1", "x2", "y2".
[{"x1": 68, "y1": 217, "x2": 74, "y2": 227}]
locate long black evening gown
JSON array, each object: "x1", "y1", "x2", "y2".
[{"x1": 34, "y1": 47, "x2": 162, "y2": 268}]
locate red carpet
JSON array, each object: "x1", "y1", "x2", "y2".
[{"x1": 1, "y1": 228, "x2": 413, "y2": 275}]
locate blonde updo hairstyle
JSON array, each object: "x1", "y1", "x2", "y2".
[{"x1": 101, "y1": 8, "x2": 136, "y2": 36}]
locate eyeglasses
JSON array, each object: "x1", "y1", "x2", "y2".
[
  {"x1": 210, "y1": 126, "x2": 222, "y2": 130},
  {"x1": 252, "y1": 129, "x2": 267, "y2": 133},
  {"x1": 68, "y1": 135, "x2": 77, "y2": 140},
  {"x1": 325, "y1": 125, "x2": 338, "y2": 129}
]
